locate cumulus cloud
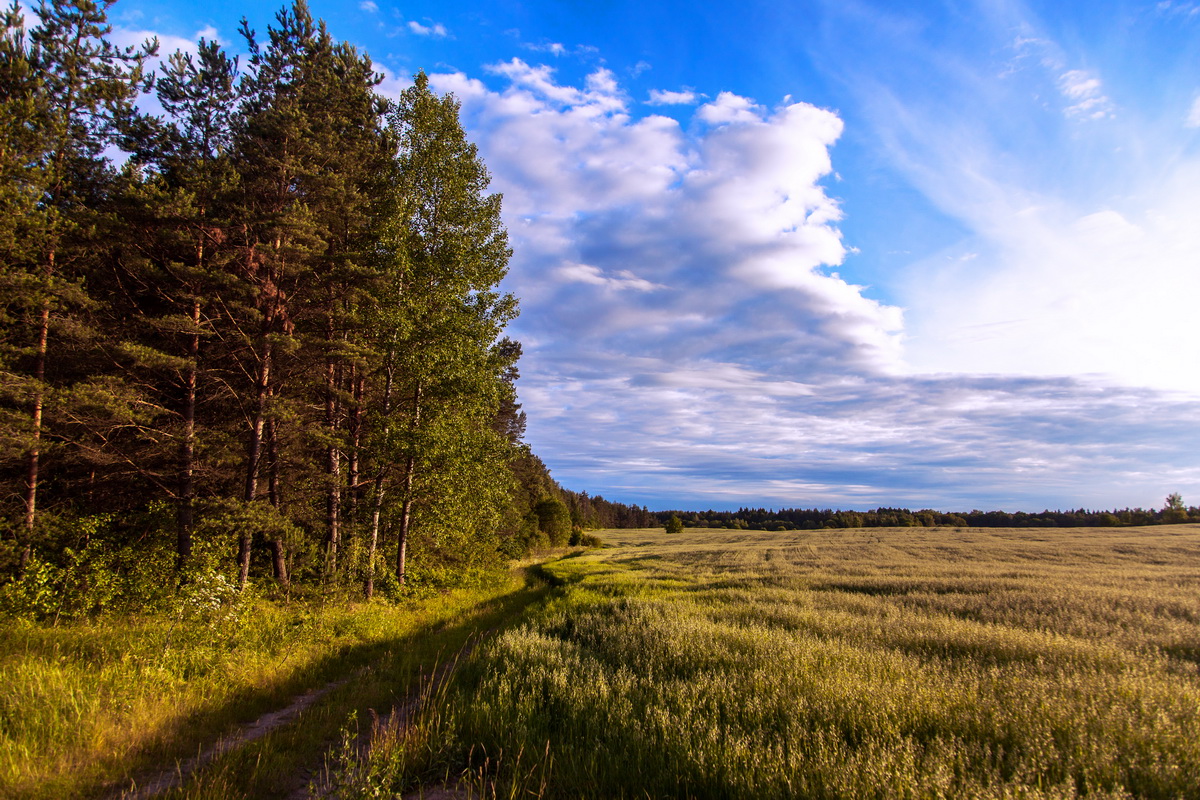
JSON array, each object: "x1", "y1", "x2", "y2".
[
  {"x1": 423, "y1": 61, "x2": 940, "y2": 507},
  {"x1": 436, "y1": 61, "x2": 902, "y2": 380},
  {"x1": 428, "y1": 20, "x2": 1200, "y2": 512},
  {"x1": 697, "y1": 91, "x2": 765, "y2": 124},
  {"x1": 373, "y1": 64, "x2": 413, "y2": 101},
  {"x1": 408, "y1": 19, "x2": 448, "y2": 37},
  {"x1": 647, "y1": 88, "x2": 700, "y2": 105}
]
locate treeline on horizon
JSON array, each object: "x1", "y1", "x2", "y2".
[
  {"x1": 556, "y1": 492, "x2": 1200, "y2": 533},
  {"x1": 650, "y1": 502, "x2": 1199, "y2": 531},
  {"x1": 0, "y1": 0, "x2": 589, "y2": 613}
]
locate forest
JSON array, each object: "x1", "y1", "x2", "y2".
[{"x1": 0, "y1": 0, "x2": 603, "y2": 612}]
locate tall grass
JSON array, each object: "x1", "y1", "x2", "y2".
[
  {"x1": 0, "y1": 570, "x2": 539, "y2": 799},
  {"x1": 351, "y1": 525, "x2": 1200, "y2": 799}
]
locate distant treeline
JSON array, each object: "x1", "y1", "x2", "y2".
[
  {"x1": 551, "y1": 492, "x2": 1199, "y2": 531},
  {"x1": 560, "y1": 489, "x2": 660, "y2": 530},
  {"x1": 652, "y1": 504, "x2": 1198, "y2": 531}
]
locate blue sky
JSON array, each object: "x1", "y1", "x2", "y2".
[{"x1": 100, "y1": 0, "x2": 1200, "y2": 512}]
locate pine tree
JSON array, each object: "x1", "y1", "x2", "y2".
[
  {"x1": 111, "y1": 38, "x2": 241, "y2": 571},
  {"x1": 0, "y1": 0, "x2": 155, "y2": 571},
  {"x1": 232, "y1": 0, "x2": 390, "y2": 587}
]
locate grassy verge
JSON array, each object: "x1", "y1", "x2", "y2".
[
  {"x1": 348, "y1": 525, "x2": 1200, "y2": 799},
  {"x1": 0, "y1": 567, "x2": 553, "y2": 800}
]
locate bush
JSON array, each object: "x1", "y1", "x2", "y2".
[{"x1": 534, "y1": 498, "x2": 572, "y2": 547}]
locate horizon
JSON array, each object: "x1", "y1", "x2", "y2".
[{"x1": 94, "y1": 0, "x2": 1200, "y2": 513}]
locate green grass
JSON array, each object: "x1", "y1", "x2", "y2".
[
  {"x1": 0, "y1": 568, "x2": 554, "y2": 799},
  {"x1": 353, "y1": 525, "x2": 1200, "y2": 799}
]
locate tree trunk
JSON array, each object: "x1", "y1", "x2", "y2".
[
  {"x1": 395, "y1": 383, "x2": 421, "y2": 586},
  {"x1": 347, "y1": 367, "x2": 363, "y2": 531},
  {"x1": 176, "y1": 298, "x2": 200, "y2": 572},
  {"x1": 20, "y1": 297, "x2": 49, "y2": 575},
  {"x1": 324, "y1": 334, "x2": 341, "y2": 578},
  {"x1": 266, "y1": 414, "x2": 288, "y2": 587},
  {"x1": 365, "y1": 359, "x2": 393, "y2": 599},
  {"x1": 239, "y1": 337, "x2": 272, "y2": 589}
]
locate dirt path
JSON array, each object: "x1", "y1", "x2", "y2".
[
  {"x1": 296, "y1": 643, "x2": 481, "y2": 800},
  {"x1": 113, "y1": 674, "x2": 357, "y2": 800},
  {"x1": 114, "y1": 565, "x2": 554, "y2": 799}
]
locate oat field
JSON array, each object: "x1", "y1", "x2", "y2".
[{"x1": 424, "y1": 525, "x2": 1200, "y2": 798}]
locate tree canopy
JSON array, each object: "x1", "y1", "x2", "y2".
[{"x1": 0, "y1": 0, "x2": 569, "y2": 605}]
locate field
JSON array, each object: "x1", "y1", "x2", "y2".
[
  {"x1": 5, "y1": 526, "x2": 1199, "y2": 799},
  {"x1": 357, "y1": 525, "x2": 1200, "y2": 799}
]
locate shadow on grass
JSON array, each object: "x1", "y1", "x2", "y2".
[{"x1": 83, "y1": 568, "x2": 556, "y2": 800}]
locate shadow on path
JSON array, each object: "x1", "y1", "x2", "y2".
[{"x1": 105, "y1": 567, "x2": 555, "y2": 800}]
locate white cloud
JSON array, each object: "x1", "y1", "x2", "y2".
[
  {"x1": 556, "y1": 262, "x2": 665, "y2": 291},
  {"x1": 423, "y1": 8, "x2": 1200, "y2": 511},
  {"x1": 1156, "y1": 1, "x2": 1200, "y2": 17},
  {"x1": 697, "y1": 91, "x2": 765, "y2": 124},
  {"x1": 647, "y1": 88, "x2": 700, "y2": 105},
  {"x1": 895, "y1": 152, "x2": 1200, "y2": 394},
  {"x1": 1058, "y1": 69, "x2": 1113, "y2": 119},
  {"x1": 523, "y1": 41, "x2": 567, "y2": 56},
  {"x1": 1187, "y1": 95, "x2": 1200, "y2": 127},
  {"x1": 359, "y1": 0, "x2": 378, "y2": 12},
  {"x1": 437, "y1": 62, "x2": 904, "y2": 389},
  {"x1": 112, "y1": 27, "x2": 207, "y2": 58},
  {"x1": 408, "y1": 20, "x2": 448, "y2": 37},
  {"x1": 373, "y1": 64, "x2": 414, "y2": 101}
]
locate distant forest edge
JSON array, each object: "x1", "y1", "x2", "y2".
[{"x1": 564, "y1": 491, "x2": 1200, "y2": 531}]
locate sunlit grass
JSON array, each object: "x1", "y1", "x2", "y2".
[
  {"x1": 0, "y1": 572, "x2": 538, "y2": 800},
  {"x1": 353, "y1": 525, "x2": 1200, "y2": 799}
]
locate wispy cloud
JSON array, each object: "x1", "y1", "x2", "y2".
[
  {"x1": 359, "y1": 0, "x2": 378, "y2": 13},
  {"x1": 1058, "y1": 69, "x2": 1113, "y2": 119},
  {"x1": 1187, "y1": 95, "x2": 1200, "y2": 127},
  {"x1": 408, "y1": 19, "x2": 448, "y2": 38},
  {"x1": 1156, "y1": 1, "x2": 1200, "y2": 17},
  {"x1": 806, "y1": 0, "x2": 1200, "y2": 400},
  {"x1": 524, "y1": 41, "x2": 567, "y2": 56},
  {"x1": 556, "y1": 262, "x2": 665, "y2": 291}
]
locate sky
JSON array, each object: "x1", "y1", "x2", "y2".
[{"x1": 94, "y1": 0, "x2": 1200, "y2": 512}]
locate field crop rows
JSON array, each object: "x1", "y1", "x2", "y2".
[{"x1": 379, "y1": 526, "x2": 1200, "y2": 799}]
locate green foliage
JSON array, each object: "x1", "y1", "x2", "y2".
[
  {"x1": 0, "y1": 1, "x2": 530, "y2": 596},
  {"x1": 0, "y1": 505, "x2": 179, "y2": 619},
  {"x1": 664, "y1": 514, "x2": 684, "y2": 534},
  {"x1": 533, "y1": 497, "x2": 572, "y2": 547}
]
